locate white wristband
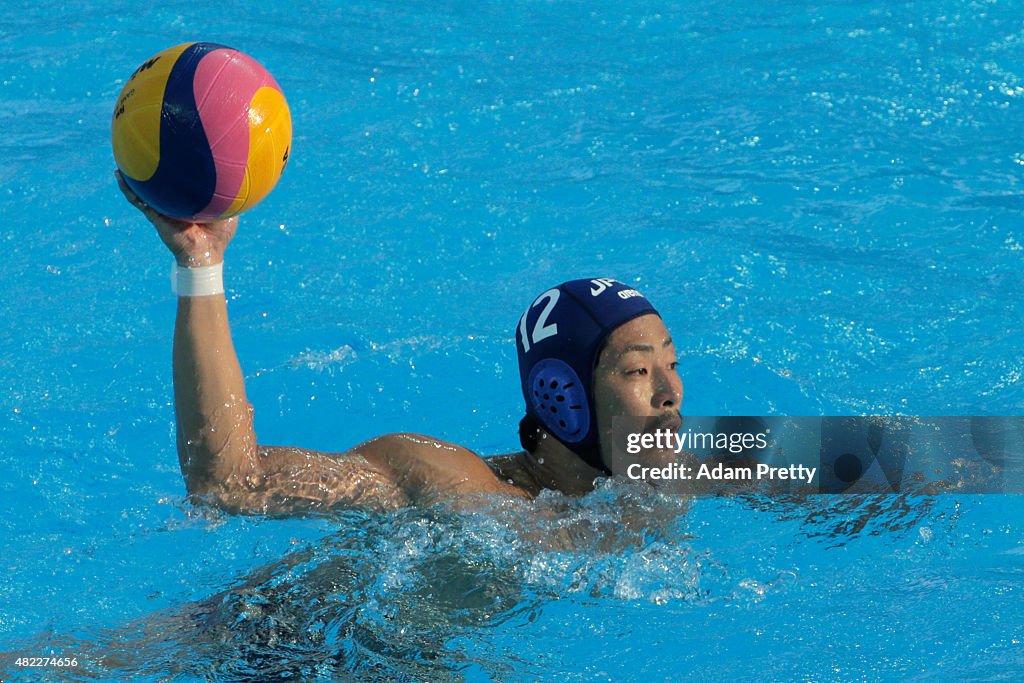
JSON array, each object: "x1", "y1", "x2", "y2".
[{"x1": 171, "y1": 261, "x2": 224, "y2": 297}]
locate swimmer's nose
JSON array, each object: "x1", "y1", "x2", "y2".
[{"x1": 653, "y1": 365, "x2": 683, "y2": 409}]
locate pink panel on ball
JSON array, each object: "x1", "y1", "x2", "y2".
[{"x1": 192, "y1": 48, "x2": 278, "y2": 218}]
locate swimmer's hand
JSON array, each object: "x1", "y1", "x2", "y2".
[{"x1": 116, "y1": 170, "x2": 238, "y2": 267}]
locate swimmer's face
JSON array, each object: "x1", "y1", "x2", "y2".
[{"x1": 592, "y1": 314, "x2": 683, "y2": 473}]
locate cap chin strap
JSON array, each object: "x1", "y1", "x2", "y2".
[
  {"x1": 523, "y1": 414, "x2": 612, "y2": 476},
  {"x1": 572, "y1": 441, "x2": 611, "y2": 476}
]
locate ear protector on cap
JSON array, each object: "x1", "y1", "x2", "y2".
[
  {"x1": 516, "y1": 278, "x2": 659, "y2": 472},
  {"x1": 526, "y1": 358, "x2": 589, "y2": 443}
]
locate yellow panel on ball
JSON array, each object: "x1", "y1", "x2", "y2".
[
  {"x1": 221, "y1": 85, "x2": 293, "y2": 218},
  {"x1": 111, "y1": 43, "x2": 193, "y2": 183}
]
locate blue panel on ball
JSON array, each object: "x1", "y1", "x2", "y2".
[{"x1": 135, "y1": 42, "x2": 228, "y2": 219}]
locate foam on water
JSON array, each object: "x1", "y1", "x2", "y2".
[{"x1": 3, "y1": 485, "x2": 991, "y2": 681}]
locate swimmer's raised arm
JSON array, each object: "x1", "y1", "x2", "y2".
[
  {"x1": 118, "y1": 174, "x2": 523, "y2": 513},
  {"x1": 117, "y1": 173, "x2": 259, "y2": 498}
]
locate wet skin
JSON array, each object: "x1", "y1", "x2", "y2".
[{"x1": 118, "y1": 174, "x2": 683, "y2": 513}]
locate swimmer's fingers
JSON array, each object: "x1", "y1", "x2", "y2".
[
  {"x1": 116, "y1": 170, "x2": 239, "y2": 263},
  {"x1": 115, "y1": 170, "x2": 188, "y2": 230}
]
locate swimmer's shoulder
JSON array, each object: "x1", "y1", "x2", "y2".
[{"x1": 353, "y1": 433, "x2": 533, "y2": 502}]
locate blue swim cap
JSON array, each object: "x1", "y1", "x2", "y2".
[{"x1": 516, "y1": 278, "x2": 659, "y2": 471}]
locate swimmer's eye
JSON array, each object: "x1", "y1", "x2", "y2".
[
  {"x1": 625, "y1": 367, "x2": 649, "y2": 376},
  {"x1": 669, "y1": 360, "x2": 679, "y2": 370}
]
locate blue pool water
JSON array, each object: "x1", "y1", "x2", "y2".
[{"x1": 2, "y1": 0, "x2": 1024, "y2": 679}]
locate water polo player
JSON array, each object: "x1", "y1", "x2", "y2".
[{"x1": 118, "y1": 176, "x2": 682, "y2": 512}]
